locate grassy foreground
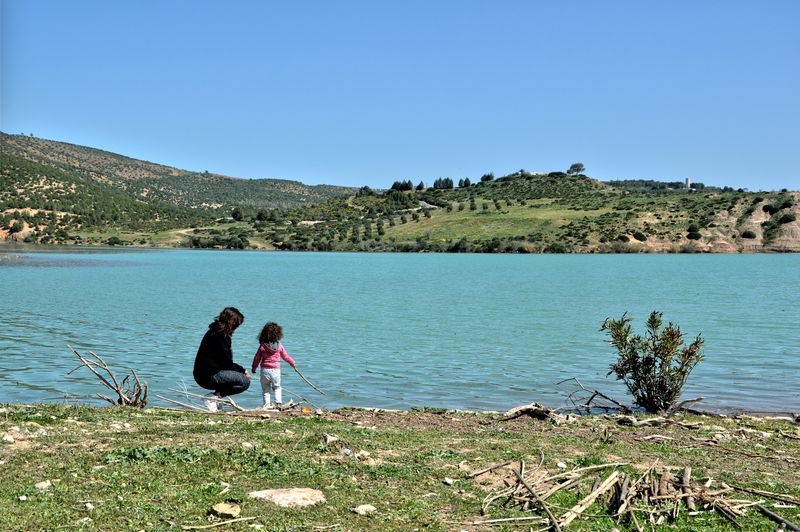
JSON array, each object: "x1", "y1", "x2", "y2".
[{"x1": 1, "y1": 403, "x2": 798, "y2": 530}]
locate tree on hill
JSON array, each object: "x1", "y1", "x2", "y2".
[
  {"x1": 433, "y1": 177, "x2": 454, "y2": 189},
  {"x1": 567, "y1": 163, "x2": 586, "y2": 176},
  {"x1": 390, "y1": 180, "x2": 413, "y2": 191},
  {"x1": 480, "y1": 172, "x2": 494, "y2": 182},
  {"x1": 416, "y1": 181, "x2": 425, "y2": 191},
  {"x1": 463, "y1": 177, "x2": 472, "y2": 187}
]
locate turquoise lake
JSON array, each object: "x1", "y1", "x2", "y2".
[{"x1": 1, "y1": 249, "x2": 798, "y2": 413}]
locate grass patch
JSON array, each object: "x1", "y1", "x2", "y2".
[{"x1": 1, "y1": 404, "x2": 798, "y2": 530}]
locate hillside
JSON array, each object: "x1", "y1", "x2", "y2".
[
  {"x1": 1, "y1": 133, "x2": 798, "y2": 251},
  {"x1": 0, "y1": 133, "x2": 355, "y2": 210},
  {"x1": 212, "y1": 173, "x2": 799, "y2": 253}
]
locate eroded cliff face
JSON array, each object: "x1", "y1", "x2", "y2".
[
  {"x1": 739, "y1": 192, "x2": 800, "y2": 252},
  {"x1": 604, "y1": 192, "x2": 800, "y2": 253}
]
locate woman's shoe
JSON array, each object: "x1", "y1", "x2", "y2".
[{"x1": 204, "y1": 393, "x2": 219, "y2": 413}]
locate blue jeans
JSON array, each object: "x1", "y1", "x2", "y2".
[{"x1": 198, "y1": 370, "x2": 250, "y2": 397}]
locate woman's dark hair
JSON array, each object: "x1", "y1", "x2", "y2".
[
  {"x1": 258, "y1": 322, "x2": 283, "y2": 344},
  {"x1": 209, "y1": 307, "x2": 244, "y2": 337}
]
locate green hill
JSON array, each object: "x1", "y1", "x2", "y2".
[
  {"x1": 186, "y1": 172, "x2": 797, "y2": 253},
  {"x1": 0, "y1": 133, "x2": 355, "y2": 210}
]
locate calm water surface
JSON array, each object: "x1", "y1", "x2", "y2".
[{"x1": 1, "y1": 249, "x2": 798, "y2": 412}]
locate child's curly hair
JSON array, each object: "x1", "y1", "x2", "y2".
[{"x1": 258, "y1": 322, "x2": 283, "y2": 344}]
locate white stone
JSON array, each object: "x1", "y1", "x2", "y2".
[
  {"x1": 35, "y1": 480, "x2": 52, "y2": 490},
  {"x1": 2, "y1": 434, "x2": 14, "y2": 444},
  {"x1": 248, "y1": 488, "x2": 326, "y2": 508},
  {"x1": 557, "y1": 462, "x2": 567, "y2": 469},
  {"x1": 85, "y1": 502, "x2": 95, "y2": 511},
  {"x1": 18, "y1": 495, "x2": 27, "y2": 502},
  {"x1": 351, "y1": 504, "x2": 377, "y2": 515},
  {"x1": 322, "y1": 433, "x2": 339, "y2": 444},
  {"x1": 443, "y1": 477, "x2": 454, "y2": 486},
  {"x1": 241, "y1": 442, "x2": 254, "y2": 450}
]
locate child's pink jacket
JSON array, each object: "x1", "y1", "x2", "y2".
[{"x1": 251, "y1": 342, "x2": 295, "y2": 373}]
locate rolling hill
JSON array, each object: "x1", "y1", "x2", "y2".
[
  {"x1": 0, "y1": 132, "x2": 356, "y2": 210},
  {"x1": 1, "y1": 132, "x2": 798, "y2": 251}
]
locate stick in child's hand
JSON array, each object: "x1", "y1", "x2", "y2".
[{"x1": 292, "y1": 365, "x2": 326, "y2": 395}]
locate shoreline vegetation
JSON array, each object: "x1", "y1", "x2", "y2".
[
  {"x1": 1, "y1": 402, "x2": 798, "y2": 530},
  {"x1": 2, "y1": 133, "x2": 799, "y2": 254}
]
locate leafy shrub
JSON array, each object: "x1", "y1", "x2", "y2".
[
  {"x1": 777, "y1": 212, "x2": 796, "y2": 224},
  {"x1": 602, "y1": 311, "x2": 704, "y2": 413},
  {"x1": 686, "y1": 231, "x2": 702, "y2": 240},
  {"x1": 632, "y1": 231, "x2": 647, "y2": 242},
  {"x1": 741, "y1": 230, "x2": 757, "y2": 239},
  {"x1": 616, "y1": 235, "x2": 630, "y2": 242}
]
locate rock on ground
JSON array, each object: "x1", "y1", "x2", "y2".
[
  {"x1": 351, "y1": 504, "x2": 376, "y2": 515},
  {"x1": 247, "y1": 488, "x2": 325, "y2": 508}
]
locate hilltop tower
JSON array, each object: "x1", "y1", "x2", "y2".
[{"x1": 685, "y1": 177, "x2": 691, "y2": 189}]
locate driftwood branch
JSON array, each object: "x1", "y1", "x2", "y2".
[
  {"x1": 68, "y1": 344, "x2": 148, "y2": 407},
  {"x1": 558, "y1": 377, "x2": 632, "y2": 414},
  {"x1": 665, "y1": 396, "x2": 704, "y2": 418}
]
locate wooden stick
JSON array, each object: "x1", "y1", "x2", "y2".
[
  {"x1": 713, "y1": 502, "x2": 741, "y2": 529},
  {"x1": 181, "y1": 516, "x2": 257, "y2": 530},
  {"x1": 756, "y1": 504, "x2": 800, "y2": 531},
  {"x1": 512, "y1": 469, "x2": 561, "y2": 532},
  {"x1": 292, "y1": 365, "x2": 326, "y2": 395},
  {"x1": 730, "y1": 485, "x2": 800, "y2": 505},
  {"x1": 542, "y1": 462, "x2": 627, "y2": 483},
  {"x1": 682, "y1": 467, "x2": 696, "y2": 511},
  {"x1": 156, "y1": 395, "x2": 209, "y2": 412},
  {"x1": 470, "y1": 515, "x2": 549, "y2": 525},
  {"x1": 541, "y1": 477, "x2": 582, "y2": 501},
  {"x1": 560, "y1": 471, "x2": 620, "y2": 527},
  {"x1": 468, "y1": 460, "x2": 513, "y2": 478}
]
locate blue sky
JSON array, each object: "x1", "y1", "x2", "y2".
[{"x1": 2, "y1": 1, "x2": 798, "y2": 190}]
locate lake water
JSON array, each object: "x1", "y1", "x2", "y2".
[{"x1": 1, "y1": 248, "x2": 798, "y2": 413}]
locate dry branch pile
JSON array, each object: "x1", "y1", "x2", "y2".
[
  {"x1": 68, "y1": 345, "x2": 148, "y2": 407},
  {"x1": 475, "y1": 460, "x2": 800, "y2": 530}
]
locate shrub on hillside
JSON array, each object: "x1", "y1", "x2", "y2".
[
  {"x1": 602, "y1": 311, "x2": 704, "y2": 413},
  {"x1": 741, "y1": 230, "x2": 757, "y2": 239},
  {"x1": 777, "y1": 212, "x2": 796, "y2": 224},
  {"x1": 632, "y1": 231, "x2": 647, "y2": 242}
]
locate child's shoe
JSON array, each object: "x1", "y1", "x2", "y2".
[
  {"x1": 262, "y1": 403, "x2": 274, "y2": 410},
  {"x1": 275, "y1": 402, "x2": 282, "y2": 411}
]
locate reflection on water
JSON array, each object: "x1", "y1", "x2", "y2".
[
  {"x1": 0, "y1": 252, "x2": 147, "y2": 268},
  {"x1": 0, "y1": 248, "x2": 798, "y2": 413}
]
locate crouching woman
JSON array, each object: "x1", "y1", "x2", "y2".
[{"x1": 193, "y1": 307, "x2": 251, "y2": 411}]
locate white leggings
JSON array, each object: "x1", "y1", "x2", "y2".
[{"x1": 259, "y1": 368, "x2": 282, "y2": 405}]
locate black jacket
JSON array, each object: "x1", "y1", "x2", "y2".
[{"x1": 193, "y1": 328, "x2": 245, "y2": 384}]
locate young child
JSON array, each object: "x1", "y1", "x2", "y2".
[{"x1": 251, "y1": 322, "x2": 296, "y2": 409}]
